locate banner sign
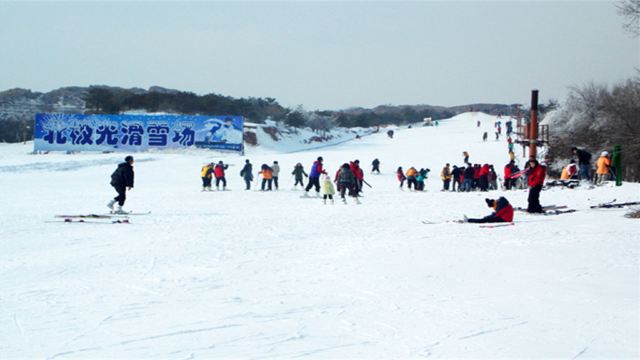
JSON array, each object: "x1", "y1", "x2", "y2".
[{"x1": 34, "y1": 113, "x2": 244, "y2": 152}]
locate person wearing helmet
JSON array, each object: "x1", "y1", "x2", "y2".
[{"x1": 596, "y1": 151, "x2": 611, "y2": 185}]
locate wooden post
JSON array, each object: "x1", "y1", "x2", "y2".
[{"x1": 529, "y1": 90, "x2": 539, "y2": 159}]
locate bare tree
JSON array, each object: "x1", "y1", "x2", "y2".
[{"x1": 617, "y1": 0, "x2": 640, "y2": 37}]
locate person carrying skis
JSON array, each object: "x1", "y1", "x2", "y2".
[
  {"x1": 272, "y1": 161, "x2": 280, "y2": 190},
  {"x1": 292, "y1": 163, "x2": 308, "y2": 188},
  {"x1": 397, "y1": 166, "x2": 407, "y2": 189},
  {"x1": 371, "y1": 158, "x2": 381, "y2": 174},
  {"x1": 259, "y1": 164, "x2": 274, "y2": 191},
  {"x1": 440, "y1": 163, "x2": 452, "y2": 191},
  {"x1": 526, "y1": 158, "x2": 546, "y2": 213},
  {"x1": 240, "y1": 159, "x2": 253, "y2": 190},
  {"x1": 571, "y1": 147, "x2": 592, "y2": 181},
  {"x1": 464, "y1": 197, "x2": 514, "y2": 224},
  {"x1": 336, "y1": 163, "x2": 359, "y2": 204},
  {"x1": 596, "y1": 151, "x2": 611, "y2": 185},
  {"x1": 320, "y1": 174, "x2": 335, "y2": 204},
  {"x1": 214, "y1": 161, "x2": 228, "y2": 190},
  {"x1": 200, "y1": 162, "x2": 214, "y2": 191},
  {"x1": 304, "y1": 156, "x2": 326, "y2": 196},
  {"x1": 406, "y1": 166, "x2": 418, "y2": 190},
  {"x1": 107, "y1": 155, "x2": 135, "y2": 214}
]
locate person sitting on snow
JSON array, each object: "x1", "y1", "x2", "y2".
[{"x1": 464, "y1": 197, "x2": 514, "y2": 224}]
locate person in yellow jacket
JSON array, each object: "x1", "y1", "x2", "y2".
[
  {"x1": 596, "y1": 151, "x2": 611, "y2": 184},
  {"x1": 440, "y1": 163, "x2": 452, "y2": 191},
  {"x1": 406, "y1": 166, "x2": 418, "y2": 190},
  {"x1": 200, "y1": 163, "x2": 214, "y2": 191},
  {"x1": 320, "y1": 174, "x2": 336, "y2": 204}
]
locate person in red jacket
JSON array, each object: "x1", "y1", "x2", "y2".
[
  {"x1": 479, "y1": 163, "x2": 490, "y2": 191},
  {"x1": 504, "y1": 161, "x2": 515, "y2": 190},
  {"x1": 214, "y1": 161, "x2": 229, "y2": 190},
  {"x1": 350, "y1": 160, "x2": 364, "y2": 194},
  {"x1": 464, "y1": 197, "x2": 514, "y2": 223},
  {"x1": 527, "y1": 159, "x2": 546, "y2": 213}
]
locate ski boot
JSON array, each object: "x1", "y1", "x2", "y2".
[
  {"x1": 107, "y1": 199, "x2": 116, "y2": 211},
  {"x1": 113, "y1": 206, "x2": 129, "y2": 215}
]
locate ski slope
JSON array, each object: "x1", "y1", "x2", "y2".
[{"x1": 1, "y1": 113, "x2": 638, "y2": 358}]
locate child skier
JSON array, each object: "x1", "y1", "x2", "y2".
[
  {"x1": 397, "y1": 166, "x2": 407, "y2": 189},
  {"x1": 320, "y1": 174, "x2": 335, "y2": 204},
  {"x1": 371, "y1": 158, "x2": 381, "y2": 174},
  {"x1": 292, "y1": 163, "x2": 308, "y2": 189},
  {"x1": 200, "y1": 162, "x2": 214, "y2": 191},
  {"x1": 214, "y1": 161, "x2": 228, "y2": 190}
]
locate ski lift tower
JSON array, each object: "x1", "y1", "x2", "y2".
[{"x1": 514, "y1": 90, "x2": 549, "y2": 159}]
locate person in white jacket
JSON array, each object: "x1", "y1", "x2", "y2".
[{"x1": 320, "y1": 174, "x2": 335, "y2": 205}]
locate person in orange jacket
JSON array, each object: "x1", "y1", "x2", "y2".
[
  {"x1": 406, "y1": 166, "x2": 418, "y2": 190},
  {"x1": 259, "y1": 164, "x2": 274, "y2": 191},
  {"x1": 526, "y1": 159, "x2": 546, "y2": 213},
  {"x1": 596, "y1": 151, "x2": 611, "y2": 185}
]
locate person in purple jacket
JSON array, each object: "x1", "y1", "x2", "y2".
[{"x1": 303, "y1": 156, "x2": 326, "y2": 196}]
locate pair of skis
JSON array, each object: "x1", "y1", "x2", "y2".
[
  {"x1": 50, "y1": 211, "x2": 150, "y2": 224},
  {"x1": 421, "y1": 219, "x2": 514, "y2": 228}
]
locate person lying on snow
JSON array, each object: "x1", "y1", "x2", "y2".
[{"x1": 464, "y1": 197, "x2": 514, "y2": 223}]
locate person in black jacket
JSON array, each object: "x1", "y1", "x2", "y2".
[
  {"x1": 107, "y1": 155, "x2": 135, "y2": 213},
  {"x1": 571, "y1": 147, "x2": 592, "y2": 181},
  {"x1": 240, "y1": 159, "x2": 253, "y2": 190}
]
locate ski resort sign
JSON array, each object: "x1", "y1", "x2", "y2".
[{"x1": 34, "y1": 113, "x2": 244, "y2": 152}]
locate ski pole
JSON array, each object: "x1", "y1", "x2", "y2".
[{"x1": 362, "y1": 179, "x2": 372, "y2": 188}]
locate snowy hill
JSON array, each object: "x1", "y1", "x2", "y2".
[{"x1": 1, "y1": 112, "x2": 638, "y2": 358}]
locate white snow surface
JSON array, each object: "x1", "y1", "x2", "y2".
[{"x1": 1, "y1": 112, "x2": 638, "y2": 358}]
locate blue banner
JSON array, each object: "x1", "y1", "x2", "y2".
[{"x1": 34, "y1": 113, "x2": 244, "y2": 152}]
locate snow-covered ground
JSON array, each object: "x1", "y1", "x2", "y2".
[{"x1": 1, "y1": 112, "x2": 638, "y2": 358}]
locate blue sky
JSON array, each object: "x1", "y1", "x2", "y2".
[{"x1": 0, "y1": 1, "x2": 637, "y2": 110}]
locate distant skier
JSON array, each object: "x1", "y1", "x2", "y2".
[
  {"x1": 200, "y1": 162, "x2": 214, "y2": 191},
  {"x1": 214, "y1": 161, "x2": 228, "y2": 190},
  {"x1": 440, "y1": 163, "x2": 452, "y2": 191},
  {"x1": 304, "y1": 156, "x2": 326, "y2": 196},
  {"x1": 488, "y1": 165, "x2": 498, "y2": 190},
  {"x1": 240, "y1": 159, "x2": 253, "y2": 190},
  {"x1": 462, "y1": 151, "x2": 470, "y2": 165},
  {"x1": 526, "y1": 159, "x2": 546, "y2": 213},
  {"x1": 416, "y1": 168, "x2": 429, "y2": 191},
  {"x1": 464, "y1": 197, "x2": 514, "y2": 224},
  {"x1": 387, "y1": 130, "x2": 394, "y2": 139},
  {"x1": 371, "y1": 158, "x2": 381, "y2": 174},
  {"x1": 107, "y1": 155, "x2": 135, "y2": 214},
  {"x1": 397, "y1": 166, "x2": 407, "y2": 189},
  {"x1": 272, "y1": 161, "x2": 280, "y2": 190},
  {"x1": 479, "y1": 164, "x2": 490, "y2": 191},
  {"x1": 483, "y1": 132, "x2": 488, "y2": 142},
  {"x1": 292, "y1": 163, "x2": 308, "y2": 189},
  {"x1": 406, "y1": 166, "x2": 418, "y2": 190},
  {"x1": 320, "y1": 174, "x2": 335, "y2": 205},
  {"x1": 259, "y1": 164, "x2": 274, "y2": 191},
  {"x1": 350, "y1": 160, "x2": 364, "y2": 194}
]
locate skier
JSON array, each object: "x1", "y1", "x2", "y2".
[
  {"x1": 504, "y1": 161, "x2": 515, "y2": 190},
  {"x1": 200, "y1": 162, "x2": 214, "y2": 191},
  {"x1": 406, "y1": 166, "x2": 418, "y2": 190},
  {"x1": 571, "y1": 147, "x2": 592, "y2": 181},
  {"x1": 397, "y1": 166, "x2": 407, "y2": 189},
  {"x1": 320, "y1": 174, "x2": 335, "y2": 204},
  {"x1": 451, "y1": 165, "x2": 461, "y2": 192},
  {"x1": 463, "y1": 165, "x2": 475, "y2": 192},
  {"x1": 526, "y1": 159, "x2": 546, "y2": 213},
  {"x1": 387, "y1": 130, "x2": 394, "y2": 139},
  {"x1": 240, "y1": 159, "x2": 253, "y2": 190},
  {"x1": 482, "y1": 132, "x2": 488, "y2": 142},
  {"x1": 416, "y1": 168, "x2": 427, "y2": 191},
  {"x1": 440, "y1": 163, "x2": 452, "y2": 191},
  {"x1": 595, "y1": 151, "x2": 611, "y2": 185},
  {"x1": 464, "y1": 197, "x2": 514, "y2": 224},
  {"x1": 107, "y1": 155, "x2": 135, "y2": 214},
  {"x1": 488, "y1": 165, "x2": 498, "y2": 190},
  {"x1": 272, "y1": 161, "x2": 280, "y2": 190},
  {"x1": 463, "y1": 151, "x2": 470, "y2": 165},
  {"x1": 350, "y1": 160, "x2": 364, "y2": 194},
  {"x1": 214, "y1": 161, "x2": 228, "y2": 190},
  {"x1": 371, "y1": 158, "x2": 381, "y2": 174},
  {"x1": 259, "y1": 164, "x2": 274, "y2": 191},
  {"x1": 336, "y1": 163, "x2": 359, "y2": 204},
  {"x1": 304, "y1": 156, "x2": 326, "y2": 196},
  {"x1": 292, "y1": 163, "x2": 308, "y2": 189}
]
